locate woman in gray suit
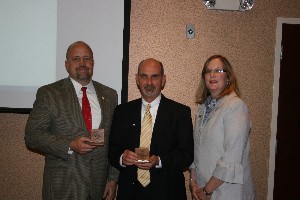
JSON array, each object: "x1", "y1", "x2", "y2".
[{"x1": 189, "y1": 55, "x2": 255, "y2": 200}]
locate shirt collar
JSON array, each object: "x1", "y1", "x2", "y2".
[
  {"x1": 142, "y1": 94, "x2": 161, "y2": 108},
  {"x1": 69, "y1": 77, "x2": 96, "y2": 94}
]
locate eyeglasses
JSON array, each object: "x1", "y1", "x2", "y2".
[{"x1": 203, "y1": 68, "x2": 227, "y2": 75}]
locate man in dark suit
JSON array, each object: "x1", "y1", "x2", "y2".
[
  {"x1": 25, "y1": 41, "x2": 118, "y2": 200},
  {"x1": 108, "y1": 58, "x2": 194, "y2": 200}
]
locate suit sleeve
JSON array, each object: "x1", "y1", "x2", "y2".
[
  {"x1": 106, "y1": 90, "x2": 120, "y2": 181},
  {"x1": 212, "y1": 99, "x2": 250, "y2": 184},
  {"x1": 108, "y1": 105, "x2": 127, "y2": 171},
  {"x1": 24, "y1": 87, "x2": 71, "y2": 160},
  {"x1": 158, "y1": 106, "x2": 194, "y2": 172}
]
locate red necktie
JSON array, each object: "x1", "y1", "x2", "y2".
[{"x1": 81, "y1": 87, "x2": 92, "y2": 133}]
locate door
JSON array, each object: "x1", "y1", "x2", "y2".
[{"x1": 273, "y1": 23, "x2": 300, "y2": 200}]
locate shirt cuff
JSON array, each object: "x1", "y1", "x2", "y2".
[
  {"x1": 155, "y1": 156, "x2": 162, "y2": 168},
  {"x1": 68, "y1": 147, "x2": 73, "y2": 154},
  {"x1": 119, "y1": 154, "x2": 126, "y2": 167}
]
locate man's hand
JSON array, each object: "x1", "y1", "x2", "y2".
[
  {"x1": 69, "y1": 136, "x2": 97, "y2": 155},
  {"x1": 102, "y1": 180, "x2": 117, "y2": 200},
  {"x1": 135, "y1": 155, "x2": 159, "y2": 170},
  {"x1": 122, "y1": 150, "x2": 137, "y2": 166}
]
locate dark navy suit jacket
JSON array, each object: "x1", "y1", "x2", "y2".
[{"x1": 109, "y1": 95, "x2": 194, "y2": 200}]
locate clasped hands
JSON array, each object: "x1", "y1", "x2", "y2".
[
  {"x1": 190, "y1": 183, "x2": 211, "y2": 200},
  {"x1": 122, "y1": 149, "x2": 159, "y2": 169}
]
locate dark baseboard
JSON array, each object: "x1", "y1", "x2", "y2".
[{"x1": 0, "y1": 107, "x2": 32, "y2": 114}]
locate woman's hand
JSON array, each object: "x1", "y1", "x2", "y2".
[{"x1": 190, "y1": 180, "x2": 202, "y2": 200}]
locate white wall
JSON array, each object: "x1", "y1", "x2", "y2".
[{"x1": 56, "y1": 0, "x2": 124, "y2": 103}]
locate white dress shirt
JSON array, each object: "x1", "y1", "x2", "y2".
[
  {"x1": 120, "y1": 94, "x2": 162, "y2": 167},
  {"x1": 68, "y1": 78, "x2": 102, "y2": 154},
  {"x1": 70, "y1": 78, "x2": 102, "y2": 129}
]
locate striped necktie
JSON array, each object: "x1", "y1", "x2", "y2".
[{"x1": 137, "y1": 104, "x2": 152, "y2": 187}]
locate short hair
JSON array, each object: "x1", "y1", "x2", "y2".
[
  {"x1": 196, "y1": 55, "x2": 240, "y2": 104},
  {"x1": 65, "y1": 41, "x2": 93, "y2": 60},
  {"x1": 137, "y1": 58, "x2": 164, "y2": 76}
]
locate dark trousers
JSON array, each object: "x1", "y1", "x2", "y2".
[
  {"x1": 135, "y1": 181, "x2": 152, "y2": 200},
  {"x1": 86, "y1": 192, "x2": 92, "y2": 200},
  {"x1": 117, "y1": 181, "x2": 155, "y2": 200}
]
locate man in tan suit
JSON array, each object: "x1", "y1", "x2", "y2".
[{"x1": 25, "y1": 41, "x2": 119, "y2": 200}]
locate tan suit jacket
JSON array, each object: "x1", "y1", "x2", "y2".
[{"x1": 25, "y1": 78, "x2": 119, "y2": 200}]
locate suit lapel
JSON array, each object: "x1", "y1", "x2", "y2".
[
  {"x1": 152, "y1": 95, "x2": 168, "y2": 133},
  {"x1": 132, "y1": 99, "x2": 143, "y2": 147},
  {"x1": 93, "y1": 82, "x2": 105, "y2": 129},
  {"x1": 62, "y1": 78, "x2": 86, "y2": 133}
]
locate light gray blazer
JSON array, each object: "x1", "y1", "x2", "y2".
[
  {"x1": 190, "y1": 92, "x2": 255, "y2": 200},
  {"x1": 25, "y1": 78, "x2": 119, "y2": 200}
]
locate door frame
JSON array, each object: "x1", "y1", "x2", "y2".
[{"x1": 267, "y1": 17, "x2": 300, "y2": 200}]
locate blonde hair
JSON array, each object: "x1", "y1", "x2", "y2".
[{"x1": 196, "y1": 55, "x2": 240, "y2": 104}]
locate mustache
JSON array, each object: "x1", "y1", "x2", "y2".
[
  {"x1": 143, "y1": 85, "x2": 156, "y2": 90},
  {"x1": 77, "y1": 66, "x2": 89, "y2": 70}
]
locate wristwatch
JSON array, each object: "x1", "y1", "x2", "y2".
[{"x1": 203, "y1": 188, "x2": 213, "y2": 195}]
